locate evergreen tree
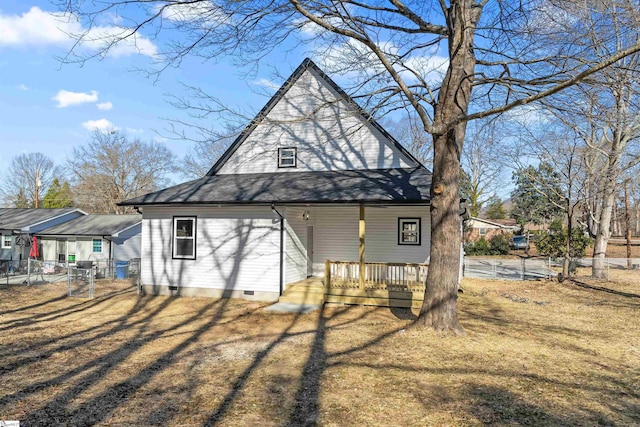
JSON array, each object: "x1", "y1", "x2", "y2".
[
  {"x1": 511, "y1": 163, "x2": 563, "y2": 225},
  {"x1": 42, "y1": 178, "x2": 74, "y2": 208}
]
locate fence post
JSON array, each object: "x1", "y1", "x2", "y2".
[
  {"x1": 548, "y1": 257, "x2": 552, "y2": 280},
  {"x1": 521, "y1": 258, "x2": 525, "y2": 281}
]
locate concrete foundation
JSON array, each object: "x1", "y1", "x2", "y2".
[{"x1": 139, "y1": 284, "x2": 280, "y2": 302}]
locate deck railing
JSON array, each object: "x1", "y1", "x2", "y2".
[{"x1": 325, "y1": 260, "x2": 428, "y2": 292}]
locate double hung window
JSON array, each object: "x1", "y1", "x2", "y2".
[{"x1": 173, "y1": 217, "x2": 197, "y2": 259}]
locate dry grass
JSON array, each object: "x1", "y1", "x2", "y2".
[{"x1": 0, "y1": 278, "x2": 638, "y2": 426}]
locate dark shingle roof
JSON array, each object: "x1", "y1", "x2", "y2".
[
  {"x1": 120, "y1": 168, "x2": 431, "y2": 206},
  {"x1": 0, "y1": 208, "x2": 82, "y2": 231},
  {"x1": 37, "y1": 214, "x2": 142, "y2": 236}
]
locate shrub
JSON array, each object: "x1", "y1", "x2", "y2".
[
  {"x1": 465, "y1": 237, "x2": 490, "y2": 255},
  {"x1": 489, "y1": 234, "x2": 510, "y2": 255},
  {"x1": 536, "y1": 219, "x2": 591, "y2": 259}
]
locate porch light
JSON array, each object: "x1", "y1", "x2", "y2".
[{"x1": 302, "y1": 210, "x2": 311, "y2": 221}]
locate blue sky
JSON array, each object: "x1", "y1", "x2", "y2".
[{"x1": 0, "y1": 1, "x2": 307, "y2": 185}]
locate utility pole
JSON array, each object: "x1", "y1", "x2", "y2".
[{"x1": 35, "y1": 169, "x2": 40, "y2": 209}]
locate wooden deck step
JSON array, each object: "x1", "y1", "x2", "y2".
[{"x1": 279, "y1": 278, "x2": 326, "y2": 305}]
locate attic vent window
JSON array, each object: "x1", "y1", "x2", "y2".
[
  {"x1": 398, "y1": 218, "x2": 421, "y2": 245},
  {"x1": 278, "y1": 147, "x2": 297, "y2": 168}
]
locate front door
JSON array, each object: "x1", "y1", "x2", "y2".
[{"x1": 307, "y1": 226, "x2": 314, "y2": 277}]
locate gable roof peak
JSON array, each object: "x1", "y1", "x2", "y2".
[{"x1": 206, "y1": 58, "x2": 423, "y2": 176}]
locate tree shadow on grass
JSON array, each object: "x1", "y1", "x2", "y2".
[
  {"x1": 466, "y1": 384, "x2": 618, "y2": 426},
  {"x1": 569, "y1": 279, "x2": 640, "y2": 299}
]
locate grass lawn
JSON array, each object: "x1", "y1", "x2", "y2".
[{"x1": 0, "y1": 277, "x2": 638, "y2": 426}]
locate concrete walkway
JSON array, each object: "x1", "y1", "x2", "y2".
[{"x1": 264, "y1": 302, "x2": 322, "y2": 314}]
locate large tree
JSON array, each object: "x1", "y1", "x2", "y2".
[
  {"x1": 58, "y1": 0, "x2": 640, "y2": 332},
  {"x1": 68, "y1": 131, "x2": 176, "y2": 214},
  {"x1": 0, "y1": 153, "x2": 61, "y2": 208}
]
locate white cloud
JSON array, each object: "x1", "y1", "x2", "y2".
[
  {"x1": 52, "y1": 90, "x2": 98, "y2": 108},
  {"x1": 125, "y1": 127, "x2": 144, "y2": 134},
  {"x1": 0, "y1": 6, "x2": 157, "y2": 58},
  {"x1": 82, "y1": 119, "x2": 117, "y2": 131},
  {"x1": 97, "y1": 101, "x2": 113, "y2": 110},
  {"x1": 252, "y1": 78, "x2": 280, "y2": 91},
  {"x1": 16, "y1": 84, "x2": 28, "y2": 91},
  {"x1": 318, "y1": 39, "x2": 448, "y2": 85}
]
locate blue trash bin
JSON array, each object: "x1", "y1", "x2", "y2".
[{"x1": 115, "y1": 261, "x2": 129, "y2": 279}]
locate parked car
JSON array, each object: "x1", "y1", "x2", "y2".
[{"x1": 509, "y1": 235, "x2": 530, "y2": 250}]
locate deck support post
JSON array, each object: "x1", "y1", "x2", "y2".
[
  {"x1": 359, "y1": 205, "x2": 365, "y2": 290},
  {"x1": 324, "y1": 260, "x2": 331, "y2": 292}
]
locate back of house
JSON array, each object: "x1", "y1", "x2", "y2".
[{"x1": 121, "y1": 58, "x2": 432, "y2": 302}]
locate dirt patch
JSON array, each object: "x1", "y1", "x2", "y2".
[{"x1": 1, "y1": 278, "x2": 638, "y2": 426}]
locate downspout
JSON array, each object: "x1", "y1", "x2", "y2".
[{"x1": 271, "y1": 203, "x2": 284, "y2": 296}]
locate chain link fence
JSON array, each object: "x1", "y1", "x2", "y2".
[
  {"x1": 464, "y1": 257, "x2": 640, "y2": 283},
  {"x1": 68, "y1": 262, "x2": 95, "y2": 298},
  {"x1": 464, "y1": 257, "x2": 553, "y2": 280},
  {"x1": 551, "y1": 257, "x2": 640, "y2": 282},
  {"x1": 2, "y1": 258, "x2": 141, "y2": 290}
]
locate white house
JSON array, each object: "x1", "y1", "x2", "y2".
[
  {"x1": 121, "y1": 59, "x2": 439, "y2": 305},
  {"x1": 0, "y1": 208, "x2": 86, "y2": 264},
  {"x1": 37, "y1": 214, "x2": 142, "y2": 264}
]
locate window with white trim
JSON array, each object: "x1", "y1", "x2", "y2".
[
  {"x1": 173, "y1": 216, "x2": 197, "y2": 259},
  {"x1": 278, "y1": 147, "x2": 297, "y2": 168},
  {"x1": 2, "y1": 235, "x2": 12, "y2": 249},
  {"x1": 479, "y1": 228, "x2": 487, "y2": 236},
  {"x1": 398, "y1": 218, "x2": 421, "y2": 245},
  {"x1": 92, "y1": 239, "x2": 103, "y2": 253}
]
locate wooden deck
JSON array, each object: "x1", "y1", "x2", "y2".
[{"x1": 278, "y1": 261, "x2": 428, "y2": 308}]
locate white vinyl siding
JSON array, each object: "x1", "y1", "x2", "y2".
[
  {"x1": 113, "y1": 224, "x2": 142, "y2": 261},
  {"x1": 311, "y1": 206, "x2": 430, "y2": 276},
  {"x1": 39, "y1": 237, "x2": 110, "y2": 262},
  {"x1": 217, "y1": 68, "x2": 417, "y2": 174},
  {"x1": 142, "y1": 206, "x2": 281, "y2": 293},
  {"x1": 284, "y1": 207, "x2": 309, "y2": 285}
]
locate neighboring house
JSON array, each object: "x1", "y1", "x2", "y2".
[
  {"x1": 37, "y1": 214, "x2": 142, "y2": 264},
  {"x1": 0, "y1": 208, "x2": 86, "y2": 262},
  {"x1": 121, "y1": 58, "x2": 441, "y2": 305},
  {"x1": 465, "y1": 217, "x2": 519, "y2": 242}
]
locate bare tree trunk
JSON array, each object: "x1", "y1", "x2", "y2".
[
  {"x1": 562, "y1": 213, "x2": 572, "y2": 281},
  {"x1": 612, "y1": 201, "x2": 620, "y2": 236},
  {"x1": 420, "y1": 129, "x2": 465, "y2": 333},
  {"x1": 625, "y1": 183, "x2": 632, "y2": 268},
  {"x1": 592, "y1": 184, "x2": 615, "y2": 278},
  {"x1": 417, "y1": 0, "x2": 479, "y2": 334}
]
